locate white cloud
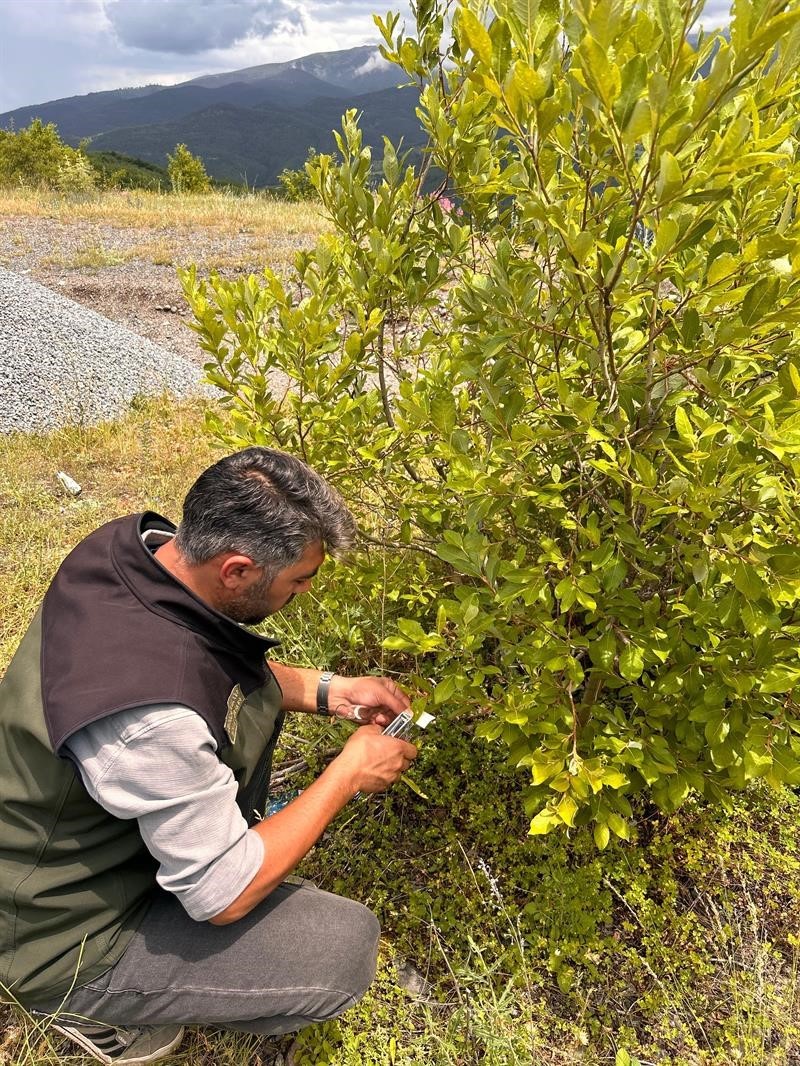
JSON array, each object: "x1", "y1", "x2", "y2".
[
  {"x1": 697, "y1": 0, "x2": 732, "y2": 26},
  {"x1": 353, "y1": 50, "x2": 391, "y2": 76}
]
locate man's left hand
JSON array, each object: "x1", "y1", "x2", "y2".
[{"x1": 327, "y1": 675, "x2": 411, "y2": 727}]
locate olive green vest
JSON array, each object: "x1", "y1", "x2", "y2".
[{"x1": 0, "y1": 517, "x2": 284, "y2": 1006}]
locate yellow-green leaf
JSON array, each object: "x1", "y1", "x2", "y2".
[
  {"x1": 556, "y1": 792, "x2": 579, "y2": 827},
  {"x1": 619, "y1": 644, "x2": 644, "y2": 681},
  {"x1": 607, "y1": 812, "x2": 630, "y2": 840},
  {"x1": 529, "y1": 808, "x2": 560, "y2": 835},
  {"x1": 656, "y1": 151, "x2": 683, "y2": 199},
  {"x1": 511, "y1": 59, "x2": 547, "y2": 103},
  {"x1": 458, "y1": 8, "x2": 493, "y2": 66},
  {"x1": 594, "y1": 821, "x2": 611, "y2": 849},
  {"x1": 578, "y1": 36, "x2": 621, "y2": 107}
]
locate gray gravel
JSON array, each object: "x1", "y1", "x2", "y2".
[{"x1": 0, "y1": 267, "x2": 209, "y2": 433}]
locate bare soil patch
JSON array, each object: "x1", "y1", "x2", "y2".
[{"x1": 0, "y1": 212, "x2": 317, "y2": 365}]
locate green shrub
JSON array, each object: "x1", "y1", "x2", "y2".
[
  {"x1": 182, "y1": 0, "x2": 800, "y2": 842},
  {"x1": 278, "y1": 147, "x2": 323, "y2": 202},
  {"x1": 167, "y1": 142, "x2": 211, "y2": 194},
  {"x1": 0, "y1": 119, "x2": 95, "y2": 191}
]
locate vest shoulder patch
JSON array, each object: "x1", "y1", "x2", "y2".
[{"x1": 225, "y1": 684, "x2": 246, "y2": 744}]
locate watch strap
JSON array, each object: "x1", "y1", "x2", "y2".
[{"x1": 316, "y1": 671, "x2": 335, "y2": 716}]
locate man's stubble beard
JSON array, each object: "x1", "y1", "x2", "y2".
[{"x1": 222, "y1": 571, "x2": 274, "y2": 626}]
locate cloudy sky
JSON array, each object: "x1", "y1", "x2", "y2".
[
  {"x1": 0, "y1": 0, "x2": 731, "y2": 114},
  {"x1": 0, "y1": 0, "x2": 414, "y2": 112}
]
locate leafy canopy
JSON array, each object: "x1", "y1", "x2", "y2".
[
  {"x1": 183, "y1": 0, "x2": 800, "y2": 842},
  {"x1": 0, "y1": 118, "x2": 95, "y2": 191}
]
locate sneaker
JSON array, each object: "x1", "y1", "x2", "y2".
[{"x1": 51, "y1": 1020, "x2": 184, "y2": 1064}]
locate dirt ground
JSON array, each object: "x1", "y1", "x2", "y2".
[{"x1": 0, "y1": 213, "x2": 313, "y2": 365}]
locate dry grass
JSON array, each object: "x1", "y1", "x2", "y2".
[
  {"x1": 41, "y1": 241, "x2": 133, "y2": 269},
  {"x1": 39, "y1": 236, "x2": 309, "y2": 271},
  {"x1": 0, "y1": 187, "x2": 331, "y2": 237},
  {"x1": 0, "y1": 396, "x2": 221, "y2": 667}
]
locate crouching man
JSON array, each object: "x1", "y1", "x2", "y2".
[{"x1": 0, "y1": 447, "x2": 416, "y2": 1064}]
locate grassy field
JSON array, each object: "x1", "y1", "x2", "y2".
[
  {"x1": 2, "y1": 188, "x2": 800, "y2": 1065},
  {"x1": 0, "y1": 187, "x2": 331, "y2": 236}
]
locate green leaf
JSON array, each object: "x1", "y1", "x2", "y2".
[
  {"x1": 590, "y1": 630, "x2": 617, "y2": 669},
  {"x1": 743, "y1": 749, "x2": 773, "y2": 779},
  {"x1": 656, "y1": 151, "x2": 682, "y2": 200},
  {"x1": 733, "y1": 562, "x2": 765, "y2": 599},
  {"x1": 704, "y1": 714, "x2": 730, "y2": 746},
  {"x1": 653, "y1": 218, "x2": 679, "y2": 259},
  {"x1": 741, "y1": 277, "x2": 780, "y2": 327},
  {"x1": 457, "y1": 8, "x2": 493, "y2": 65},
  {"x1": 760, "y1": 664, "x2": 800, "y2": 694},
  {"x1": 692, "y1": 557, "x2": 709, "y2": 584},
  {"x1": 633, "y1": 452, "x2": 657, "y2": 487},
  {"x1": 607, "y1": 813, "x2": 630, "y2": 840},
  {"x1": 674, "y1": 406, "x2": 695, "y2": 445},
  {"x1": 578, "y1": 36, "x2": 621, "y2": 107},
  {"x1": 601, "y1": 769, "x2": 629, "y2": 789},
  {"x1": 623, "y1": 98, "x2": 651, "y2": 141},
  {"x1": 594, "y1": 821, "x2": 611, "y2": 849},
  {"x1": 707, "y1": 252, "x2": 738, "y2": 285},
  {"x1": 613, "y1": 54, "x2": 647, "y2": 130},
  {"x1": 619, "y1": 644, "x2": 644, "y2": 681},
  {"x1": 682, "y1": 307, "x2": 701, "y2": 345},
  {"x1": 430, "y1": 393, "x2": 456, "y2": 433},
  {"x1": 489, "y1": 15, "x2": 513, "y2": 81},
  {"x1": 511, "y1": 59, "x2": 547, "y2": 103}
]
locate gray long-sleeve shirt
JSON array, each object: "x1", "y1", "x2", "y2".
[{"x1": 65, "y1": 704, "x2": 264, "y2": 921}]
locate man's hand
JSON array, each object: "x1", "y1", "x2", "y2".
[
  {"x1": 210, "y1": 722, "x2": 417, "y2": 924},
  {"x1": 334, "y1": 724, "x2": 417, "y2": 794},
  {"x1": 328, "y1": 675, "x2": 410, "y2": 727}
]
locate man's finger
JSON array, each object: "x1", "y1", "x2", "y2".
[{"x1": 376, "y1": 678, "x2": 411, "y2": 712}]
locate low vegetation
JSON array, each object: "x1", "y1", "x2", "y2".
[
  {"x1": 0, "y1": 185, "x2": 331, "y2": 237},
  {"x1": 86, "y1": 151, "x2": 169, "y2": 192},
  {"x1": 278, "y1": 149, "x2": 323, "y2": 203},
  {"x1": 167, "y1": 143, "x2": 212, "y2": 195},
  {"x1": 2, "y1": 398, "x2": 799, "y2": 1065}
]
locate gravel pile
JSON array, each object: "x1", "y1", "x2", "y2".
[{"x1": 0, "y1": 267, "x2": 209, "y2": 433}]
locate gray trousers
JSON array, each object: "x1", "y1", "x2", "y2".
[{"x1": 36, "y1": 880, "x2": 380, "y2": 1036}]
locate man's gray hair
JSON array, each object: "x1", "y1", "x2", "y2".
[{"x1": 174, "y1": 448, "x2": 357, "y2": 577}]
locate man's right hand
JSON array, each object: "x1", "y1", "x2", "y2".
[{"x1": 334, "y1": 724, "x2": 417, "y2": 795}]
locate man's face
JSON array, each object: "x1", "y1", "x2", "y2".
[{"x1": 224, "y1": 541, "x2": 325, "y2": 625}]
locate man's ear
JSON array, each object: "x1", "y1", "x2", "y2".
[{"x1": 217, "y1": 554, "x2": 261, "y2": 589}]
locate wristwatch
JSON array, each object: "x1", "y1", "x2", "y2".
[{"x1": 316, "y1": 671, "x2": 335, "y2": 716}]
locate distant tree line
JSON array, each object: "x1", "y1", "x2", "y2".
[{"x1": 0, "y1": 117, "x2": 322, "y2": 201}]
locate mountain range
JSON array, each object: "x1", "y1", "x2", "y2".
[{"x1": 0, "y1": 46, "x2": 424, "y2": 187}]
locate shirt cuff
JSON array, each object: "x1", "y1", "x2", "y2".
[{"x1": 164, "y1": 829, "x2": 265, "y2": 922}]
